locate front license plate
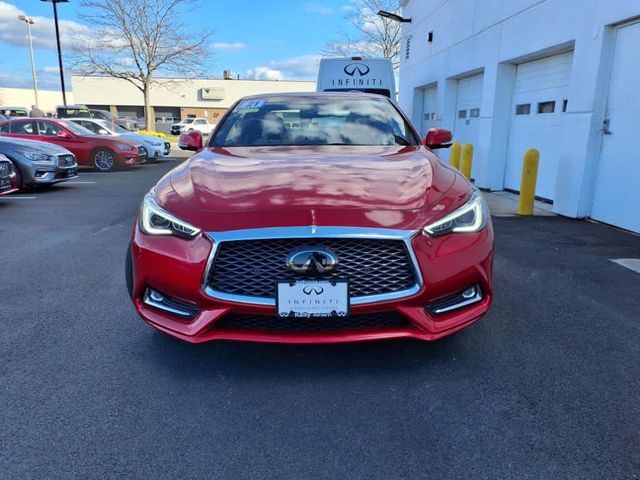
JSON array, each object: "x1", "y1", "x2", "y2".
[{"x1": 277, "y1": 280, "x2": 349, "y2": 318}]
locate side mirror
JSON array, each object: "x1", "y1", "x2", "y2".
[
  {"x1": 424, "y1": 128, "x2": 453, "y2": 149},
  {"x1": 179, "y1": 130, "x2": 203, "y2": 151},
  {"x1": 56, "y1": 130, "x2": 71, "y2": 139}
]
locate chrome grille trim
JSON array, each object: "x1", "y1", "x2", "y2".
[
  {"x1": 57, "y1": 154, "x2": 76, "y2": 167},
  {"x1": 201, "y1": 226, "x2": 423, "y2": 306}
]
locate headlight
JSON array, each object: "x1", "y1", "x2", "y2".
[
  {"x1": 22, "y1": 151, "x2": 55, "y2": 164},
  {"x1": 139, "y1": 194, "x2": 201, "y2": 239},
  {"x1": 423, "y1": 191, "x2": 488, "y2": 236},
  {"x1": 117, "y1": 144, "x2": 135, "y2": 152}
]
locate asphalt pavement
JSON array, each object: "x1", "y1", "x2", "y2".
[{"x1": 1, "y1": 158, "x2": 639, "y2": 480}]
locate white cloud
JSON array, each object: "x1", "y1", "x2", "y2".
[
  {"x1": 247, "y1": 55, "x2": 321, "y2": 81},
  {"x1": 341, "y1": 0, "x2": 358, "y2": 12},
  {"x1": 304, "y1": 4, "x2": 333, "y2": 15},
  {"x1": 246, "y1": 67, "x2": 283, "y2": 81},
  {"x1": 212, "y1": 42, "x2": 246, "y2": 51},
  {"x1": 0, "y1": 1, "x2": 93, "y2": 51}
]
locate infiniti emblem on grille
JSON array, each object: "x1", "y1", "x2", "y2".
[{"x1": 286, "y1": 247, "x2": 339, "y2": 275}]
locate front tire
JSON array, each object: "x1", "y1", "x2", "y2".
[{"x1": 92, "y1": 148, "x2": 117, "y2": 172}]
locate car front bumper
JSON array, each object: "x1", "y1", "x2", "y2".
[{"x1": 130, "y1": 225, "x2": 494, "y2": 344}]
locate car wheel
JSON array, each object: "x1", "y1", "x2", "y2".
[
  {"x1": 125, "y1": 243, "x2": 134, "y2": 299},
  {"x1": 92, "y1": 148, "x2": 116, "y2": 171}
]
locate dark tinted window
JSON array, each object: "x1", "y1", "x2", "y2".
[
  {"x1": 213, "y1": 96, "x2": 417, "y2": 147},
  {"x1": 0, "y1": 122, "x2": 9, "y2": 133},
  {"x1": 37, "y1": 121, "x2": 63, "y2": 136},
  {"x1": 11, "y1": 120, "x2": 37, "y2": 135}
]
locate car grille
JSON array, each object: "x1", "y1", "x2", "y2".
[
  {"x1": 215, "y1": 312, "x2": 410, "y2": 333},
  {"x1": 207, "y1": 238, "x2": 417, "y2": 300},
  {"x1": 58, "y1": 154, "x2": 75, "y2": 167},
  {"x1": 0, "y1": 161, "x2": 10, "y2": 177}
]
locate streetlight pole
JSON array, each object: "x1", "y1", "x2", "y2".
[
  {"x1": 41, "y1": 0, "x2": 69, "y2": 106},
  {"x1": 18, "y1": 15, "x2": 39, "y2": 106}
]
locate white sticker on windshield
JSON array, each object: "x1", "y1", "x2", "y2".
[{"x1": 238, "y1": 100, "x2": 265, "y2": 109}]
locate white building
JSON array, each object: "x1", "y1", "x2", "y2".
[
  {"x1": 71, "y1": 76, "x2": 316, "y2": 133},
  {"x1": 398, "y1": 0, "x2": 640, "y2": 233},
  {"x1": 0, "y1": 87, "x2": 73, "y2": 113}
]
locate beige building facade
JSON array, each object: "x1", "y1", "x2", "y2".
[
  {"x1": 0, "y1": 87, "x2": 73, "y2": 114},
  {"x1": 71, "y1": 76, "x2": 316, "y2": 132}
]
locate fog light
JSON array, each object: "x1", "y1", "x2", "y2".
[
  {"x1": 143, "y1": 288, "x2": 199, "y2": 318},
  {"x1": 149, "y1": 290, "x2": 165, "y2": 302},
  {"x1": 426, "y1": 284, "x2": 483, "y2": 315},
  {"x1": 35, "y1": 171, "x2": 47, "y2": 178},
  {"x1": 461, "y1": 286, "x2": 478, "y2": 299}
]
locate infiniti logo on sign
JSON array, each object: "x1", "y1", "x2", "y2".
[
  {"x1": 343, "y1": 63, "x2": 370, "y2": 76},
  {"x1": 286, "y1": 247, "x2": 339, "y2": 275}
]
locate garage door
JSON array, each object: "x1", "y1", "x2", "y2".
[
  {"x1": 503, "y1": 52, "x2": 574, "y2": 200},
  {"x1": 590, "y1": 22, "x2": 640, "y2": 233},
  {"x1": 419, "y1": 85, "x2": 438, "y2": 136},
  {"x1": 453, "y1": 73, "x2": 483, "y2": 177}
]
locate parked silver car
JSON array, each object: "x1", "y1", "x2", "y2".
[
  {"x1": 68, "y1": 118, "x2": 171, "y2": 159},
  {"x1": 0, "y1": 136, "x2": 78, "y2": 188}
]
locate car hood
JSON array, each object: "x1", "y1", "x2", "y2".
[
  {"x1": 120, "y1": 133, "x2": 162, "y2": 145},
  {"x1": 156, "y1": 145, "x2": 468, "y2": 231},
  {"x1": 0, "y1": 136, "x2": 73, "y2": 155}
]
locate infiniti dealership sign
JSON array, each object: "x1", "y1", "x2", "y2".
[
  {"x1": 316, "y1": 58, "x2": 396, "y2": 98},
  {"x1": 330, "y1": 62, "x2": 384, "y2": 88}
]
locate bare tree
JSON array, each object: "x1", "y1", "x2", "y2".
[
  {"x1": 72, "y1": 0, "x2": 210, "y2": 130},
  {"x1": 322, "y1": 0, "x2": 402, "y2": 69}
]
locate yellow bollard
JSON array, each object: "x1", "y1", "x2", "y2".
[
  {"x1": 461, "y1": 144, "x2": 473, "y2": 179},
  {"x1": 517, "y1": 148, "x2": 540, "y2": 216},
  {"x1": 449, "y1": 142, "x2": 461, "y2": 169}
]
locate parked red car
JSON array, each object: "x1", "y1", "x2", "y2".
[
  {"x1": 0, "y1": 118, "x2": 146, "y2": 171},
  {"x1": 128, "y1": 93, "x2": 494, "y2": 344},
  {"x1": 0, "y1": 153, "x2": 18, "y2": 195}
]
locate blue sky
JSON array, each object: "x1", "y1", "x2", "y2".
[{"x1": 1, "y1": 0, "x2": 362, "y2": 90}]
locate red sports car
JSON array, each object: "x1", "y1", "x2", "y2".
[
  {"x1": 0, "y1": 153, "x2": 18, "y2": 195},
  {"x1": 0, "y1": 118, "x2": 146, "y2": 171},
  {"x1": 128, "y1": 93, "x2": 494, "y2": 343}
]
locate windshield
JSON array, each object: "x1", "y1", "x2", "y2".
[
  {"x1": 111, "y1": 123, "x2": 129, "y2": 134},
  {"x1": 93, "y1": 119, "x2": 120, "y2": 133},
  {"x1": 59, "y1": 120, "x2": 96, "y2": 136},
  {"x1": 182, "y1": 118, "x2": 195, "y2": 124},
  {"x1": 212, "y1": 95, "x2": 417, "y2": 147}
]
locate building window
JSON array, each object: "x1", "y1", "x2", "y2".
[
  {"x1": 470, "y1": 108, "x2": 480, "y2": 118},
  {"x1": 431, "y1": 112, "x2": 437, "y2": 120},
  {"x1": 458, "y1": 110, "x2": 467, "y2": 119},
  {"x1": 515, "y1": 104, "x2": 531, "y2": 115},
  {"x1": 424, "y1": 112, "x2": 430, "y2": 121},
  {"x1": 537, "y1": 101, "x2": 555, "y2": 114},
  {"x1": 562, "y1": 99, "x2": 568, "y2": 112},
  {"x1": 405, "y1": 35, "x2": 412, "y2": 60}
]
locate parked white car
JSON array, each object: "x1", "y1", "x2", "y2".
[
  {"x1": 170, "y1": 118, "x2": 214, "y2": 136},
  {"x1": 68, "y1": 118, "x2": 171, "y2": 159}
]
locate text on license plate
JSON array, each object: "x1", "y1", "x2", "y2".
[{"x1": 277, "y1": 280, "x2": 349, "y2": 318}]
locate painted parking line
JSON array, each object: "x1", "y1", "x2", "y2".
[
  {"x1": 66, "y1": 181, "x2": 97, "y2": 184},
  {"x1": 0, "y1": 196, "x2": 37, "y2": 200},
  {"x1": 610, "y1": 258, "x2": 640, "y2": 275}
]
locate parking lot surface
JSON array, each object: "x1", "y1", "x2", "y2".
[{"x1": 1, "y1": 159, "x2": 639, "y2": 480}]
